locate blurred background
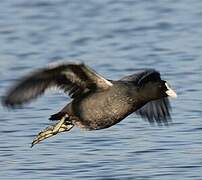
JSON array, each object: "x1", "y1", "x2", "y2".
[{"x1": 0, "y1": 0, "x2": 202, "y2": 179}]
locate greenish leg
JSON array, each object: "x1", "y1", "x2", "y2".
[{"x1": 31, "y1": 114, "x2": 73, "y2": 147}]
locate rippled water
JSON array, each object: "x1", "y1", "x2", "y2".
[{"x1": 1, "y1": 0, "x2": 202, "y2": 179}]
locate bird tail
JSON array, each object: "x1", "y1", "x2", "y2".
[{"x1": 49, "y1": 112, "x2": 67, "y2": 121}]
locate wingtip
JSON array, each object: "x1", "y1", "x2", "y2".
[
  {"x1": 1, "y1": 96, "x2": 21, "y2": 109},
  {"x1": 1, "y1": 96, "x2": 11, "y2": 108}
]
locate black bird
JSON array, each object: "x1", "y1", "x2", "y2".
[{"x1": 2, "y1": 63, "x2": 177, "y2": 147}]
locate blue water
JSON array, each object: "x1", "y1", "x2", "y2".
[{"x1": 1, "y1": 0, "x2": 202, "y2": 179}]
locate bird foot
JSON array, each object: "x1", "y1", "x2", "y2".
[{"x1": 31, "y1": 115, "x2": 73, "y2": 147}]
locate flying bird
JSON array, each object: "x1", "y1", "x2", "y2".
[{"x1": 2, "y1": 63, "x2": 177, "y2": 147}]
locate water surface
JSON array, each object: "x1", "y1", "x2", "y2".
[{"x1": 1, "y1": 0, "x2": 202, "y2": 179}]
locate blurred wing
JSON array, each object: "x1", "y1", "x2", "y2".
[
  {"x1": 136, "y1": 98, "x2": 171, "y2": 125},
  {"x1": 2, "y1": 63, "x2": 112, "y2": 108}
]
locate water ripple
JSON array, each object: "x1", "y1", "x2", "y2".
[{"x1": 1, "y1": 0, "x2": 202, "y2": 179}]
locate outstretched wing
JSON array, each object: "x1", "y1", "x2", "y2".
[
  {"x1": 2, "y1": 63, "x2": 112, "y2": 108},
  {"x1": 136, "y1": 98, "x2": 171, "y2": 125}
]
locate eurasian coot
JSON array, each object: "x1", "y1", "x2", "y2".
[{"x1": 2, "y1": 63, "x2": 177, "y2": 147}]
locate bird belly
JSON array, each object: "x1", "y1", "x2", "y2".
[{"x1": 72, "y1": 92, "x2": 135, "y2": 130}]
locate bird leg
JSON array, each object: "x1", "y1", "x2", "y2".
[{"x1": 31, "y1": 114, "x2": 73, "y2": 147}]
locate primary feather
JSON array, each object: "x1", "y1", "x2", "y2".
[{"x1": 2, "y1": 63, "x2": 112, "y2": 107}]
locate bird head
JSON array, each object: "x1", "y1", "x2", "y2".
[{"x1": 139, "y1": 80, "x2": 177, "y2": 101}]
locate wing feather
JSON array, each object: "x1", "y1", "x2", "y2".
[
  {"x1": 136, "y1": 98, "x2": 171, "y2": 125},
  {"x1": 2, "y1": 63, "x2": 112, "y2": 108}
]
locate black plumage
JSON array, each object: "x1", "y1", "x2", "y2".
[{"x1": 2, "y1": 63, "x2": 177, "y2": 146}]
